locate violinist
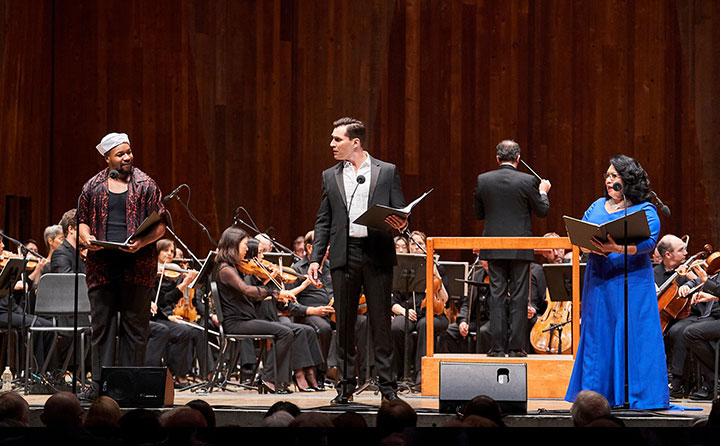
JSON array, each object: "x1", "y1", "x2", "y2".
[
  {"x1": 441, "y1": 257, "x2": 492, "y2": 354},
  {"x1": 215, "y1": 227, "x2": 299, "y2": 394},
  {"x1": 390, "y1": 231, "x2": 449, "y2": 384},
  {"x1": 248, "y1": 238, "x2": 325, "y2": 392},
  {"x1": 676, "y1": 263, "x2": 720, "y2": 399},
  {"x1": 651, "y1": 234, "x2": 698, "y2": 398},
  {"x1": 149, "y1": 239, "x2": 213, "y2": 388}
]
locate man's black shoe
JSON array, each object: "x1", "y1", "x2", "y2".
[
  {"x1": 381, "y1": 392, "x2": 400, "y2": 404},
  {"x1": 668, "y1": 383, "x2": 685, "y2": 399},
  {"x1": 689, "y1": 385, "x2": 711, "y2": 401},
  {"x1": 487, "y1": 351, "x2": 506, "y2": 358},
  {"x1": 509, "y1": 350, "x2": 528, "y2": 358},
  {"x1": 330, "y1": 393, "x2": 353, "y2": 405}
]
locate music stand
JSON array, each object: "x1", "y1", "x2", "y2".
[
  {"x1": 392, "y1": 253, "x2": 428, "y2": 392},
  {"x1": 541, "y1": 263, "x2": 586, "y2": 355},
  {"x1": 262, "y1": 252, "x2": 294, "y2": 269},
  {"x1": 438, "y1": 261, "x2": 468, "y2": 299},
  {"x1": 1, "y1": 258, "x2": 25, "y2": 378},
  {"x1": 183, "y1": 251, "x2": 217, "y2": 393}
]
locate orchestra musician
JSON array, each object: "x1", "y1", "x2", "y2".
[
  {"x1": 77, "y1": 132, "x2": 167, "y2": 400},
  {"x1": 308, "y1": 117, "x2": 407, "y2": 404},
  {"x1": 51, "y1": 209, "x2": 86, "y2": 274},
  {"x1": 214, "y1": 227, "x2": 300, "y2": 394},
  {"x1": 653, "y1": 234, "x2": 697, "y2": 398},
  {"x1": 391, "y1": 231, "x2": 449, "y2": 384},
  {"x1": 474, "y1": 140, "x2": 551, "y2": 357},
  {"x1": 565, "y1": 155, "x2": 668, "y2": 409}
]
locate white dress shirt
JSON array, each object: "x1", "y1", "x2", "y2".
[{"x1": 344, "y1": 153, "x2": 372, "y2": 238}]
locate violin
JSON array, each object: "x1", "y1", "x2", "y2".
[
  {"x1": 657, "y1": 244, "x2": 712, "y2": 333},
  {"x1": 421, "y1": 275, "x2": 445, "y2": 316},
  {"x1": 157, "y1": 262, "x2": 194, "y2": 280},
  {"x1": 173, "y1": 286, "x2": 199, "y2": 322},
  {"x1": 1, "y1": 250, "x2": 42, "y2": 270}
]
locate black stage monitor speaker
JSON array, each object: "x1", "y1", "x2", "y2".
[
  {"x1": 439, "y1": 361, "x2": 527, "y2": 414},
  {"x1": 100, "y1": 366, "x2": 174, "y2": 407}
]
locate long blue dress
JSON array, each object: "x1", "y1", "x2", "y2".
[{"x1": 565, "y1": 198, "x2": 669, "y2": 409}]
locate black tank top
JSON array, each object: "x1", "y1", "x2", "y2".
[{"x1": 106, "y1": 190, "x2": 128, "y2": 242}]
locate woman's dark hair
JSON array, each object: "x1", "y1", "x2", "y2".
[
  {"x1": 245, "y1": 238, "x2": 259, "y2": 260},
  {"x1": 607, "y1": 154, "x2": 651, "y2": 204},
  {"x1": 216, "y1": 227, "x2": 249, "y2": 265},
  {"x1": 462, "y1": 395, "x2": 505, "y2": 427}
]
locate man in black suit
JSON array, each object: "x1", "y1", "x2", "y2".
[
  {"x1": 308, "y1": 117, "x2": 407, "y2": 404},
  {"x1": 51, "y1": 209, "x2": 86, "y2": 274},
  {"x1": 474, "y1": 140, "x2": 550, "y2": 357}
]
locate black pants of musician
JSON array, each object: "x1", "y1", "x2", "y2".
[
  {"x1": 88, "y1": 282, "x2": 152, "y2": 387},
  {"x1": 330, "y1": 238, "x2": 396, "y2": 397},
  {"x1": 665, "y1": 315, "x2": 702, "y2": 379},
  {"x1": 278, "y1": 315, "x2": 325, "y2": 372},
  {"x1": 442, "y1": 319, "x2": 492, "y2": 354},
  {"x1": 293, "y1": 314, "x2": 333, "y2": 369},
  {"x1": 683, "y1": 318, "x2": 720, "y2": 385},
  {"x1": 223, "y1": 319, "x2": 293, "y2": 384},
  {"x1": 145, "y1": 321, "x2": 172, "y2": 366},
  {"x1": 391, "y1": 313, "x2": 448, "y2": 382},
  {"x1": 0, "y1": 311, "x2": 54, "y2": 371},
  {"x1": 488, "y1": 259, "x2": 530, "y2": 353}
]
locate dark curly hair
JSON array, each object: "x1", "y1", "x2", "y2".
[{"x1": 606, "y1": 154, "x2": 651, "y2": 204}]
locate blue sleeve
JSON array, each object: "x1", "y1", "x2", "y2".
[
  {"x1": 582, "y1": 199, "x2": 602, "y2": 222},
  {"x1": 635, "y1": 203, "x2": 660, "y2": 255}
]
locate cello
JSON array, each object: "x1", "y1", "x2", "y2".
[
  {"x1": 530, "y1": 290, "x2": 572, "y2": 354},
  {"x1": 657, "y1": 244, "x2": 712, "y2": 333}
]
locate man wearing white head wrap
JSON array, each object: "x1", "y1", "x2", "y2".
[{"x1": 77, "y1": 132, "x2": 167, "y2": 400}]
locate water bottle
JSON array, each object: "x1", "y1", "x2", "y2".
[{"x1": 1, "y1": 366, "x2": 12, "y2": 391}]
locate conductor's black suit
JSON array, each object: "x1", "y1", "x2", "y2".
[
  {"x1": 311, "y1": 155, "x2": 405, "y2": 398},
  {"x1": 474, "y1": 164, "x2": 549, "y2": 353}
]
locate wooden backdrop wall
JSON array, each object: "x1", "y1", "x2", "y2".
[{"x1": 2, "y1": 0, "x2": 718, "y2": 260}]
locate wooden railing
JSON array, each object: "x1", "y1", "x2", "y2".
[{"x1": 424, "y1": 236, "x2": 580, "y2": 357}]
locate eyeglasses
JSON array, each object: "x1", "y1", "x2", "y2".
[{"x1": 603, "y1": 172, "x2": 620, "y2": 181}]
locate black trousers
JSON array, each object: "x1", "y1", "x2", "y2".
[
  {"x1": 665, "y1": 315, "x2": 700, "y2": 377},
  {"x1": 488, "y1": 259, "x2": 530, "y2": 352},
  {"x1": 293, "y1": 314, "x2": 333, "y2": 369},
  {"x1": 442, "y1": 319, "x2": 492, "y2": 354},
  {"x1": 683, "y1": 318, "x2": 720, "y2": 382},
  {"x1": 88, "y1": 282, "x2": 152, "y2": 385},
  {"x1": 277, "y1": 315, "x2": 324, "y2": 370},
  {"x1": 331, "y1": 238, "x2": 396, "y2": 397},
  {"x1": 391, "y1": 314, "x2": 448, "y2": 380},
  {"x1": 145, "y1": 321, "x2": 172, "y2": 366},
  {"x1": 223, "y1": 319, "x2": 293, "y2": 383},
  {"x1": 327, "y1": 314, "x2": 371, "y2": 377}
]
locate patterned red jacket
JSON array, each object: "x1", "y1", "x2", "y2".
[{"x1": 77, "y1": 167, "x2": 165, "y2": 290}]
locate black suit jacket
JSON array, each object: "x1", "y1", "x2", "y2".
[
  {"x1": 474, "y1": 164, "x2": 549, "y2": 260},
  {"x1": 311, "y1": 155, "x2": 406, "y2": 270},
  {"x1": 50, "y1": 239, "x2": 87, "y2": 274}
]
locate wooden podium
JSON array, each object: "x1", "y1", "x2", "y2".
[{"x1": 421, "y1": 237, "x2": 581, "y2": 398}]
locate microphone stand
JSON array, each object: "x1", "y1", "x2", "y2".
[
  {"x1": 233, "y1": 207, "x2": 299, "y2": 262},
  {"x1": 622, "y1": 190, "x2": 630, "y2": 409}
]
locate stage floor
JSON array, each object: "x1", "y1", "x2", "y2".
[{"x1": 18, "y1": 387, "x2": 711, "y2": 427}]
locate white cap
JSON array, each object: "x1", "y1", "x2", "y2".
[{"x1": 96, "y1": 132, "x2": 130, "y2": 156}]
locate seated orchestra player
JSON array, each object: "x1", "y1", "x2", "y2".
[
  {"x1": 441, "y1": 257, "x2": 491, "y2": 354},
  {"x1": 148, "y1": 239, "x2": 214, "y2": 387},
  {"x1": 214, "y1": 226, "x2": 308, "y2": 394},
  {"x1": 391, "y1": 231, "x2": 449, "y2": 384},
  {"x1": 246, "y1": 237, "x2": 325, "y2": 392},
  {"x1": 288, "y1": 230, "x2": 335, "y2": 389}
]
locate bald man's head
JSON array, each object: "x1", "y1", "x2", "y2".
[{"x1": 41, "y1": 392, "x2": 83, "y2": 428}]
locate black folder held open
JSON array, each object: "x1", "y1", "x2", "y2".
[
  {"x1": 562, "y1": 210, "x2": 651, "y2": 253},
  {"x1": 353, "y1": 189, "x2": 433, "y2": 231}
]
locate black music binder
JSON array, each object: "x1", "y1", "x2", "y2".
[
  {"x1": 353, "y1": 189, "x2": 433, "y2": 230},
  {"x1": 90, "y1": 211, "x2": 164, "y2": 250},
  {"x1": 562, "y1": 210, "x2": 650, "y2": 253}
]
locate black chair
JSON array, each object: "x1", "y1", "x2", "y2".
[
  {"x1": 25, "y1": 273, "x2": 91, "y2": 393},
  {"x1": 208, "y1": 281, "x2": 277, "y2": 393}
]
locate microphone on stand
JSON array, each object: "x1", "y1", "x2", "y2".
[
  {"x1": 109, "y1": 169, "x2": 119, "y2": 179},
  {"x1": 348, "y1": 175, "x2": 366, "y2": 213},
  {"x1": 650, "y1": 191, "x2": 671, "y2": 216},
  {"x1": 612, "y1": 182, "x2": 623, "y2": 192},
  {"x1": 162, "y1": 185, "x2": 184, "y2": 204}
]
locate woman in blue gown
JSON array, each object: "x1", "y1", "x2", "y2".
[{"x1": 565, "y1": 155, "x2": 669, "y2": 409}]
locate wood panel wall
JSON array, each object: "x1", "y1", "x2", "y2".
[{"x1": 1, "y1": 0, "x2": 718, "y2": 260}]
